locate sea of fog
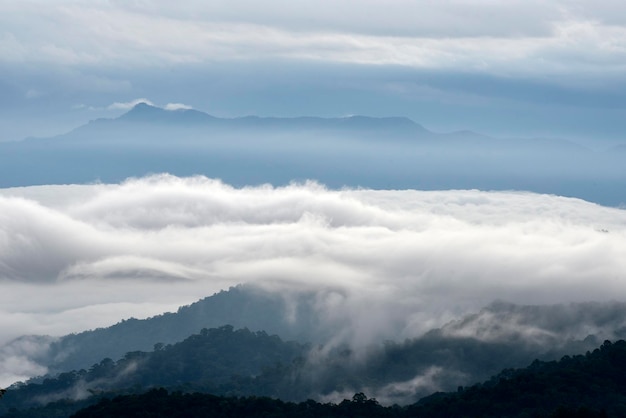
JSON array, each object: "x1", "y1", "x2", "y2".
[{"x1": 1, "y1": 174, "x2": 625, "y2": 385}]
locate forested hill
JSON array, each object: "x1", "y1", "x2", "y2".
[
  {"x1": 33, "y1": 340, "x2": 626, "y2": 418},
  {"x1": 0, "y1": 326, "x2": 307, "y2": 417},
  {"x1": 13, "y1": 288, "x2": 625, "y2": 380},
  {"x1": 7, "y1": 295, "x2": 623, "y2": 408},
  {"x1": 3, "y1": 332, "x2": 626, "y2": 417},
  {"x1": 408, "y1": 339, "x2": 626, "y2": 417},
  {"x1": 17, "y1": 285, "x2": 320, "y2": 374}
]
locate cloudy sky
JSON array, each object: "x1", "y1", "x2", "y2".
[{"x1": 2, "y1": 0, "x2": 626, "y2": 145}]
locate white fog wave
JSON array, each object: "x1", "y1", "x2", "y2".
[{"x1": 1, "y1": 174, "x2": 626, "y2": 385}]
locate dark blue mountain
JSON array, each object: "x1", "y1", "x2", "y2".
[{"x1": 1, "y1": 103, "x2": 624, "y2": 206}]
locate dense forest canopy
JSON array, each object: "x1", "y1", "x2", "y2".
[{"x1": 2, "y1": 329, "x2": 626, "y2": 417}]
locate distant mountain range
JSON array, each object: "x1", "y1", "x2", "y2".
[{"x1": 1, "y1": 103, "x2": 624, "y2": 206}]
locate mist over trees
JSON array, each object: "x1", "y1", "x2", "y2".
[
  {"x1": 7, "y1": 285, "x2": 626, "y2": 392},
  {"x1": 4, "y1": 288, "x2": 626, "y2": 417},
  {"x1": 5, "y1": 286, "x2": 321, "y2": 375},
  {"x1": 3, "y1": 336, "x2": 625, "y2": 417}
]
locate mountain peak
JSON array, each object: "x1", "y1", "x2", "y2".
[
  {"x1": 118, "y1": 102, "x2": 167, "y2": 121},
  {"x1": 133, "y1": 102, "x2": 155, "y2": 110},
  {"x1": 117, "y1": 103, "x2": 216, "y2": 124}
]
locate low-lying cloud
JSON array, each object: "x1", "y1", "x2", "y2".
[{"x1": 1, "y1": 174, "x2": 625, "y2": 384}]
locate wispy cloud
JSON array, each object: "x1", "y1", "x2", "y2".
[
  {"x1": 2, "y1": 1, "x2": 626, "y2": 78},
  {"x1": 0, "y1": 336, "x2": 50, "y2": 386},
  {"x1": 104, "y1": 99, "x2": 192, "y2": 111},
  {"x1": 164, "y1": 103, "x2": 193, "y2": 111},
  {"x1": 107, "y1": 98, "x2": 154, "y2": 110}
]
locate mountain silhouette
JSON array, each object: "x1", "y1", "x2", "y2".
[{"x1": 0, "y1": 103, "x2": 624, "y2": 206}]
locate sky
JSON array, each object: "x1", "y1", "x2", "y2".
[{"x1": 2, "y1": 0, "x2": 626, "y2": 146}]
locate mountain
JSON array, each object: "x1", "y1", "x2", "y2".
[
  {"x1": 7, "y1": 285, "x2": 626, "y2": 379},
  {"x1": 118, "y1": 102, "x2": 218, "y2": 124},
  {"x1": 54, "y1": 103, "x2": 431, "y2": 145},
  {"x1": 0, "y1": 326, "x2": 308, "y2": 417},
  {"x1": 408, "y1": 339, "x2": 626, "y2": 417},
  {"x1": 69, "y1": 341, "x2": 626, "y2": 418},
  {"x1": 3, "y1": 285, "x2": 321, "y2": 375},
  {"x1": 5, "y1": 287, "x2": 626, "y2": 407},
  {"x1": 4, "y1": 336, "x2": 625, "y2": 417},
  {"x1": 1, "y1": 103, "x2": 623, "y2": 206}
]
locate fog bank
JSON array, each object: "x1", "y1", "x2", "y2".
[{"x1": 1, "y1": 174, "x2": 625, "y2": 384}]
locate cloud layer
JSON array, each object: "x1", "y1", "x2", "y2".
[
  {"x1": 2, "y1": 1, "x2": 626, "y2": 78},
  {"x1": 1, "y1": 175, "x2": 625, "y2": 351}
]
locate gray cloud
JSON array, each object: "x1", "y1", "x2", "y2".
[
  {"x1": 0, "y1": 336, "x2": 50, "y2": 386},
  {"x1": 2, "y1": 1, "x2": 626, "y2": 78},
  {"x1": 110, "y1": 0, "x2": 563, "y2": 38},
  {"x1": 440, "y1": 301, "x2": 626, "y2": 345}
]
